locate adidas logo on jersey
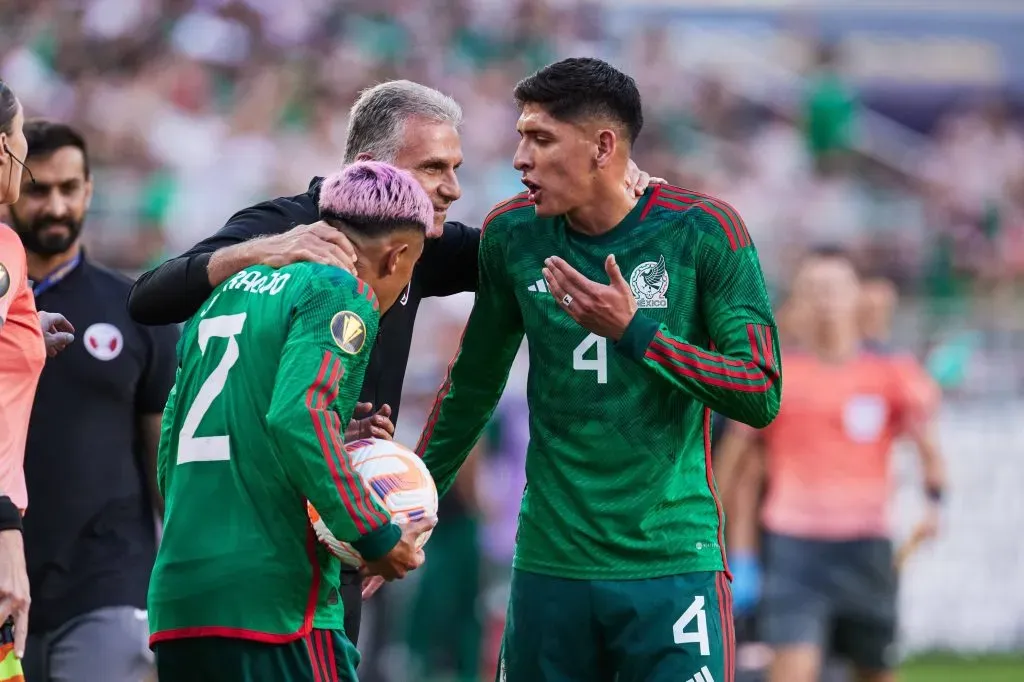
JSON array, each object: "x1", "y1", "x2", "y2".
[
  {"x1": 526, "y1": 278, "x2": 548, "y2": 293},
  {"x1": 686, "y1": 666, "x2": 716, "y2": 682}
]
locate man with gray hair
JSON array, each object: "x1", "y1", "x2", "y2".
[{"x1": 128, "y1": 78, "x2": 656, "y2": 650}]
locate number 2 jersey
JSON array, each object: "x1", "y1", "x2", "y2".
[
  {"x1": 148, "y1": 263, "x2": 400, "y2": 645},
  {"x1": 418, "y1": 185, "x2": 782, "y2": 580}
]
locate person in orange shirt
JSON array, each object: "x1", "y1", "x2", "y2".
[
  {"x1": 716, "y1": 246, "x2": 946, "y2": 682},
  {"x1": 0, "y1": 79, "x2": 75, "y2": 672}
]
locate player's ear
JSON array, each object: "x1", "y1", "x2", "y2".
[
  {"x1": 595, "y1": 129, "x2": 617, "y2": 169},
  {"x1": 385, "y1": 242, "x2": 410, "y2": 276}
]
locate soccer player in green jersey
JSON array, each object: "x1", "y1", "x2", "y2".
[
  {"x1": 416, "y1": 58, "x2": 782, "y2": 682},
  {"x1": 149, "y1": 162, "x2": 436, "y2": 682}
]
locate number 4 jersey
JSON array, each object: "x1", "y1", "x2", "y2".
[
  {"x1": 148, "y1": 263, "x2": 400, "y2": 645},
  {"x1": 418, "y1": 185, "x2": 782, "y2": 580}
]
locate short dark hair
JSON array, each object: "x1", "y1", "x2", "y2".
[
  {"x1": 801, "y1": 244, "x2": 860, "y2": 274},
  {"x1": 0, "y1": 80, "x2": 18, "y2": 135},
  {"x1": 513, "y1": 58, "x2": 644, "y2": 145},
  {"x1": 23, "y1": 119, "x2": 90, "y2": 177}
]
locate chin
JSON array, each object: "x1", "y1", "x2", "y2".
[{"x1": 532, "y1": 201, "x2": 560, "y2": 218}]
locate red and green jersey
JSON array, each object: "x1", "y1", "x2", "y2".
[
  {"x1": 417, "y1": 184, "x2": 782, "y2": 580},
  {"x1": 149, "y1": 263, "x2": 400, "y2": 645}
]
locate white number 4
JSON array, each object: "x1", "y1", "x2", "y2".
[
  {"x1": 673, "y1": 596, "x2": 711, "y2": 656},
  {"x1": 572, "y1": 333, "x2": 608, "y2": 384},
  {"x1": 177, "y1": 313, "x2": 247, "y2": 464}
]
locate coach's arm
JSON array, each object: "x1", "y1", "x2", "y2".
[{"x1": 127, "y1": 200, "x2": 354, "y2": 325}]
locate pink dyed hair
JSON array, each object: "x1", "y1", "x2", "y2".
[{"x1": 319, "y1": 161, "x2": 437, "y2": 237}]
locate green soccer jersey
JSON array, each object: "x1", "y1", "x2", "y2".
[
  {"x1": 417, "y1": 184, "x2": 782, "y2": 580},
  {"x1": 148, "y1": 263, "x2": 401, "y2": 644}
]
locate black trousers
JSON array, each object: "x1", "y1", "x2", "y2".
[{"x1": 340, "y1": 568, "x2": 363, "y2": 645}]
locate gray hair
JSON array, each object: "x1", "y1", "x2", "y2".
[{"x1": 343, "y1": 80, "x2": 463, "y2": 164}]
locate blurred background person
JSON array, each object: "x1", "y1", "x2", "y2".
[{"x1": 9, "y1": 120, "x2": 178, "y2": 682}]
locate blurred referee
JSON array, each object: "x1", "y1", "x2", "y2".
[{"x1": 11, "y1": 121, "x2": 179, "y2": 682}]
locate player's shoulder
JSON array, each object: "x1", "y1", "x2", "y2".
[
  {"x1": 480, "y1": 191, "x2": 535, "y2": 236},
  {"x1": 295, "y1": 262, "x2": 380, "y2": 314},
  {"x1": 0, "y1": 222, "x2": 23, "y2": 253},
  {"x1": 646, "y1": 183, "x2": 752, "y2": 251}
]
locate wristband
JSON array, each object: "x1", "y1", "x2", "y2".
[
  {"x1": 0, "y1": 496, "x2": 22, "y2": 532},
  {"x1": 925, "y1": 484, "x2": 944, "y2": 504}
]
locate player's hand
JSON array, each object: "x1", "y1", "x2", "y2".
[
  {"x1": 543, "y1": 254, "x2": 637, "y2": 342},
  {"x1": 38, "y1": 311, "x2": 74, "y2": 357},
  {"x1": 625, "y1": 159, "x2": 666, "y2": 197},
  {"x1": 361, "y1": 575, "x2": 385, "y2": 601},
  {"x1": 0, "y1": 530, "x2": 30, "y2": 658},
  {"x1": 345, "y1": 403, "x2": 395, "y2": 442},
  {"x1": 253, "y1": 222, "x2": 357, "y2": 275},
  {"x1": 360, "y1": 516, "x2": 435, "y2": 582}
]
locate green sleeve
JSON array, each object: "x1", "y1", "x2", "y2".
[
  {"x1": 614, "y1": 204, "x2": 782, "y2": 428},
  {"x1": 265, "y1": 274, "x2": 400, "y2": 562},
  {"x1": 156, "y1": 381, "x2": 176, "y2": 499},
  {"x1": 415, "y1": 220, "x2": 525, "y2": 498}
]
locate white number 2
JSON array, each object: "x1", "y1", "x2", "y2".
[
  {"x1": 673, "y1": 596, "x2": 711, "y2": 656},
  {"x1": 572, "y1": 333, "x2": 608, "y2": 384},
  {"x1": 177, "y1": 313, "x2": 248, "y2": 464}
]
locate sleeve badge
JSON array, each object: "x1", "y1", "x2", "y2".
[{"x1": 330, "y1": 311, "x2": 367, "y2": 355}]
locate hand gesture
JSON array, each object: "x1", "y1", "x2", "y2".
[
  {"x1": 625, "y1": 159, "x2": 667, "y2": 197},
  {"x1": 257, "y1": 222, "x2": 357, "y2": 275},
  {"x1": 543, "y1": 254, "x2": 637, "y2": 341},
  {"x1": 0, "y1": 530, "x2": 30, "y2": 658},
  {"x1": 360, "y1": 516, "x2": 435, "y2": 582},
  {"x1": 38, "y1": 311, "x2": 74, "y2": 357},
  {"x1": 345, "y1": 403, "x2": 395, "y2": 442}
]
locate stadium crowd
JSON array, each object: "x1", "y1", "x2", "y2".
[{"x1": 2, "y1": 1, "x2": 1023, "y2": 681}]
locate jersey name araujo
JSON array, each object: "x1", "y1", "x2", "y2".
[{"x1": 224, "y1": 269, "x2": 291, "y2": 296}]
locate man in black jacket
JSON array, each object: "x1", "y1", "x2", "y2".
[{"x1": 127, "y1": 79, "x2": 654, "y2": 657}]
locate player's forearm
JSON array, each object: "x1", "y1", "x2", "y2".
[
  {"x1": 266, "y1": 352, "x2": 393, "y2": 542},
  {"x1": 128, "y1": 253, "x2": 216, "y2": 325},
  {"x1": 206, "y1": 240, "x2": 270, "y2": 289},
  {"x1": 615, "y1": 314, "x2": 781, "y2": 428}
]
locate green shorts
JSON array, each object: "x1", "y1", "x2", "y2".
[
  {"x1": 154, "y1": 629, "x2": 359, "y2": 682},
  {"x1": 498, "y1": 569, "x2": 734, "y2": 682}
]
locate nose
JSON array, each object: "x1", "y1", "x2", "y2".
[
  {"x1": 43, "y1": 188, "x2": 69, "y2": 218},
  {"x1": 438, "y1": 169, "x2": 461, "y2": 203},
  {"x1": 513, "y1": 140, "x2": 531, "y2": 172}
]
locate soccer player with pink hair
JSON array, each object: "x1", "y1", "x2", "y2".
[{"x1": 148, "y1": 161, "x2": 436, "y2": 682}]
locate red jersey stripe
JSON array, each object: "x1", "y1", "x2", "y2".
[
  {"x1": 747, "y1": 325, "x2": 761, "y2": 366},
  {"x1": 305, "y1": 354, "x2": 366, "y2": 534},
  {"x1": 415, "y1": 325, "x2": 469, "y2": 456},
  {"x1": 653, "y1": 332, "x2": 770, "y2": 379},
  {"x1": 645, "y1": 348, "x2": 772, "y2": 393},
  {"x1": 659, "y1": 185, "x2": 751, "y2": 249},
  {"x1": 482, "y1": 198, "x2": 533, "y2": 233}
]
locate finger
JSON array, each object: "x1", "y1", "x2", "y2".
[
  {"x1": 352, "y1": 402, "x2": 374, "y2": 418},
  {"x1": 650, "y1": 177, "x2": 667, "y2": 185},
  {"x1": 14, "y1": 607, "x2": 27, "y2": 658},
  {"x1": 546, "y1": 256, "x2": 597, "y2": 293},
  {"x1": 361, "y1": 576, "x2": 384, "y2": 600},
  {"x1": 372, "y1": 415, "x2": 396, "y2": 435},
  {"x1": 407, "y1": 516, "x2": 438, "y2": 536},
  {"x1": 309, "y1": 223, "x2": 358, "y2": 261},
  {"x1": 605, "y1": 254, "x2": 630, "y2": 292},
  {"x1": 370, "y1": 426, "x2": 393, "y2": 440},
  {"x1": 541, "y1": 266, "x2": 570, "y2": 303},
  {"x1": 54, "y1": 317, "x2": 74, "y2": 333},
  {"x1": 375, "y1": 404, "x2": 392, "y2": 418},
  {"x1": 53, "y1": 332, "x2": 74, "y2": 346},
  {"x1": 0, "y1": 600, "x2": 12, "y2": 626},
  {"x1": 634, "y1": 171, "x2": 651, "y2": 196}
]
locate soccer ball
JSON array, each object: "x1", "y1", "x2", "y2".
[{"x1": 307, "y1": 438, "x2": 438, "y2": 567}]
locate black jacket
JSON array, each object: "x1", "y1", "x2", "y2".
[{"x1": 127, "y1": 177, "x2": 480, "y2": 427}]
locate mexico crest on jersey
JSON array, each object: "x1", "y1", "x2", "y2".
[
  {"x1": 629, "y1": 255, "x2": 669, "y2": 308},
  {"x1": 331, "y1": 311, "x2": 366, "y2": 355}
]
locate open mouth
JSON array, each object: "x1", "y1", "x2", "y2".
[{"x1": 521, "y1": 178, "x2": 541, "y2": 202}]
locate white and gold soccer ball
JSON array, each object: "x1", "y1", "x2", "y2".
[{"x1": 307, "y1": 438, "x2": 438, "y2": 567}]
